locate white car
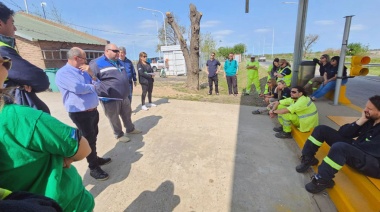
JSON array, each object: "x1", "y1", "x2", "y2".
[
  {"x1": 258, "y1": 56, "x2": 266, "y2": 62},
  {"x1": 151, "y1": 60, "x2": 165, "y2": 72}
]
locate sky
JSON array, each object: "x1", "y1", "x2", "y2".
[{"x1": 4, "y1": 0, "x2": 380, "y2": 60}]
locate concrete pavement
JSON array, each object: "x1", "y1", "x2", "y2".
[{"x1": 36, "y1": 91, "x2": 360, "y2": 212}]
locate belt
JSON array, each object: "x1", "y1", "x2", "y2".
[{"x1": 84, "y1": 108, "x2": 97, "y2": 112}]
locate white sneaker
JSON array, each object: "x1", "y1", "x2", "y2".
[
  {"x1": 148, "y1": 103, "x2": 157, "y2": 107},
  {"x1": 118, "y1": 136, "x2": 130, "y2": 143},
  {"x1": 141, "y1": 105, "x2": 149, "y2": 111}
]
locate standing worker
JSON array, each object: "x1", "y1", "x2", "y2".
[
  {"x1": 118, "y1": 46, "x2": 137, "y2": 104},
  {"x1": 244, "y1": 56, "x2": 260, "y2": 95},
  {"x1": 205, "y1": 52, "x2": 221, "y2": 95},
  {"x1": 137, "y1": 52, "x2": 156, "y2": 111},
  {"x1": 224, "y1": 53, "x2": 239, "y2": 96}
]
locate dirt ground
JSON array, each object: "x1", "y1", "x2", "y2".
[{"x1": 135, "y1": 71, "x2": 268, "y2": 108}]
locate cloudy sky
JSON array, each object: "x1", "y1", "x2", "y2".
[{"x1": 5, "y1": 0, "x2": 379, "y2": 60}]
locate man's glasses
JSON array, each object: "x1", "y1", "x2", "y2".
[
  {"x1": 108, "y1": 49, "x2": 120, "y2": 53},
  {"x1": 0, "y1": 56, "x2": 12, "y2": 70},
  {"x1": 77, "y1": 56, "x2": 87, "y2": 60},
  {"x1": 291, "y1": 90, "x2": 298, "y2": 94}
]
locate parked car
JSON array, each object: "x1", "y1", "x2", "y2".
[
  {"x1": 151, "y1": 59, "x2": 165, "y2": 72},
  {"x1": 258, "y1": 56, "x2": 266, "y2": 62}
]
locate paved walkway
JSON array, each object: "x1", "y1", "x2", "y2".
[{"x1": 37, "y1": 91, "x2": 359, "y2": 212}]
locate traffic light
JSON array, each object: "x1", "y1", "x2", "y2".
[{"x1": 350, "y1": 56, "x2": 371, "y2": 76}]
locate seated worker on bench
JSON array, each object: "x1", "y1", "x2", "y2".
[
  {"x1": 269, "y1": 86, "x2": 318, "y2": 139},
  {"x1": 296, "y1": 95, "x2": 380, "y2": 193}
]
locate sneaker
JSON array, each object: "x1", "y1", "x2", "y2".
[
  {"x1": 98, "y1": 157, "x2": 112, "y2": 166},
  {"x1": 273, "y1": 126, "x2": 283, "y2": 132},
  {"x1": 275, "y1": 131, "x2": 292, "y2": 139},
  {"x1": 208, "y1": 92, "x2": 212, "y2": 95},
  {"x1": 305, "y1": 174, "x2": 335, "y2": 194},
  {"x1": 295, "y1": 155, "x2": 319, "y2": 173},
  {"x1": 141, "y1": 105, "x2": 149, "y2": 111},
  {"x1": 148, "y1": 103, "x2": 157, "y2": 107},
  {"x1": 252, "y1": 109, "x2": 261, "y2": 115},
  {"x1": 118, "y1": 135, "x2": 131, "y2": 143},
  {"x1": 90, "y1": 167, "x2": 109, "y2": 181},
  {"x1": 216, "y1": 93, "x2": 219, "y2": 95},
  {"x1": 128, "y1": 129, "x2": 142, "y2": 134}
]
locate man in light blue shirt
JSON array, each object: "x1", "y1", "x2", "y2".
[{"x1": 56, "y1": 47, "x2": 111, "y2": 181}]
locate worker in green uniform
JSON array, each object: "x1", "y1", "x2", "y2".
[
  {"x1": 244, "y1": 56, "x2": 260, "y2": 95},
  {"x1": 269, "y1": 86, "x2": 318, "y2": 138}
]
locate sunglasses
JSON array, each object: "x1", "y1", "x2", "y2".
[
  {"x1": 320, "y1": 57, "x2": 325, "y2": 59},
  {"x1": 291, "y1": 91, "x2": 298, "y2": 94},
  {"x1": 142, "y1": 56, "x2": 147, "y2": 58},
  {"x1": 0, "y1": 56, "x2": 12, "y2": 70},
  {"x1": 108, "y1": 49, "x2": 120, "y2": 53}
]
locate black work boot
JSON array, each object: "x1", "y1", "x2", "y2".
[
  {"x1": 296, "y1": 155, "x2": 319, "y2": 173},
  {"x1": 273, "y1": 126, "x2": 283, "y2": 132},
  {"x1": 305, "y1": 174, "x2": 335, "y2": 194},
  {"x1": 90, "y1": 167, "x2": 109, "y2": 181},
  {"x1": 98, "y1": 157, "x2": 112, "y2": 166},
  {"x1": 275, "y1": 131, "x2": 292, "y2": 138}
]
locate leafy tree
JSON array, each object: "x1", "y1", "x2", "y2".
[
  {"x1": 200, "y1": 33, "x2": 216, "y2": 56},
  {"x1": 347, "y1": 42, "x2": 369, "y2": 56},
  {"x1": 217, "y1": 47, "x2": 233, "y2": 59},
  {"x1": 233, "y1": 43, "x2": 246, "y2": 54}
]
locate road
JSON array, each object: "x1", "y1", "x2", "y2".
[{"x1": 345, "y1": 76, "x2": 380, "y2": 108}]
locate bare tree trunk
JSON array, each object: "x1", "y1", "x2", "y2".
[{"x1": 166, "y1": 4, "x2": 202, "y2": 90}]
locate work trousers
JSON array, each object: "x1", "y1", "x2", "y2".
[
  {"x1": 208, "y1": 75, "x2": 219, "y2": 94},
  {"x1": 226, "y1": 75, "x2": 238, "y2": 95},
  {"x1": 128, "y1": 80, "x2": 134, "y2": 104},
  {"x1": 141, "y1": 83, "x2": 154, "y2": 105},
  {"x1": 100, "y1": 99, "x2": 135, "y2": 138},
  {"x1": 301, "y1": 125, "x2": 380, "y2": 180},
  {"x1": 277, "y1": 104, "x2": 300, "y2": 133},
  {"x1": 312, "y1": 79, "x2": 348, "y2": 99},
  {"x1": 246, "y1": 70, "x2": 260, "y2": 94},
  {"x1": 69, "y1": 109, "x2": 99, "y2": 170},
  {"x1": 303, "y1": 76, "x2": 324, "y2": 96}
]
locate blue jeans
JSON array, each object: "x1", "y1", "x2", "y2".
[{"x1": 312, "y1": 79, "x2": 347, "y2": 99}]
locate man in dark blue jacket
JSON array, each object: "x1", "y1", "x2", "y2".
[
  {"x1": 0, "y1": 2, "x2": 50, "y2": 113},
  {"x1": 89, "y1": 43, "x2": 141, "y2": 143},
  {"x1": 296, "y1": 95, "x2": 380, "y2": 193},
  {"x1": 118, "y1": 46, "x2": 137, "y2": 103}
]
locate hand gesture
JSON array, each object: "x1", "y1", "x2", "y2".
[
  {"x1": 79, "y1": 65, "x2": 93, "y2": 76},
  {"x1": 134, "y1": 81, "x2": 137, "y2": 87}
]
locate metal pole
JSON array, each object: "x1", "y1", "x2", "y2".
[
  {"x1": 291, "y1": 0, "x2": 309, "y2": 87},
  {"x1": 41, "y1": 2, "x2": 47, "y2": 19},
  {"x1": 153, "y1": 13, "x2": 161, "y2": 59},
  {"x1": 24, "y1": 0, "x2": 29, "y2": 13},
  {"x1": 137, "y1": 7, "x2": 167, "y2": 46},
  {"x1": 333, "y1": 15, "x2": 354, "y2": 105}
]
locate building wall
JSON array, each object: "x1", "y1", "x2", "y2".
[
  {"x1": 15, "y1": 36, "x2": 45, "y2": 69},
  {"x1": 15, "y1": 37, "x2": 105, "y2": 69}
]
